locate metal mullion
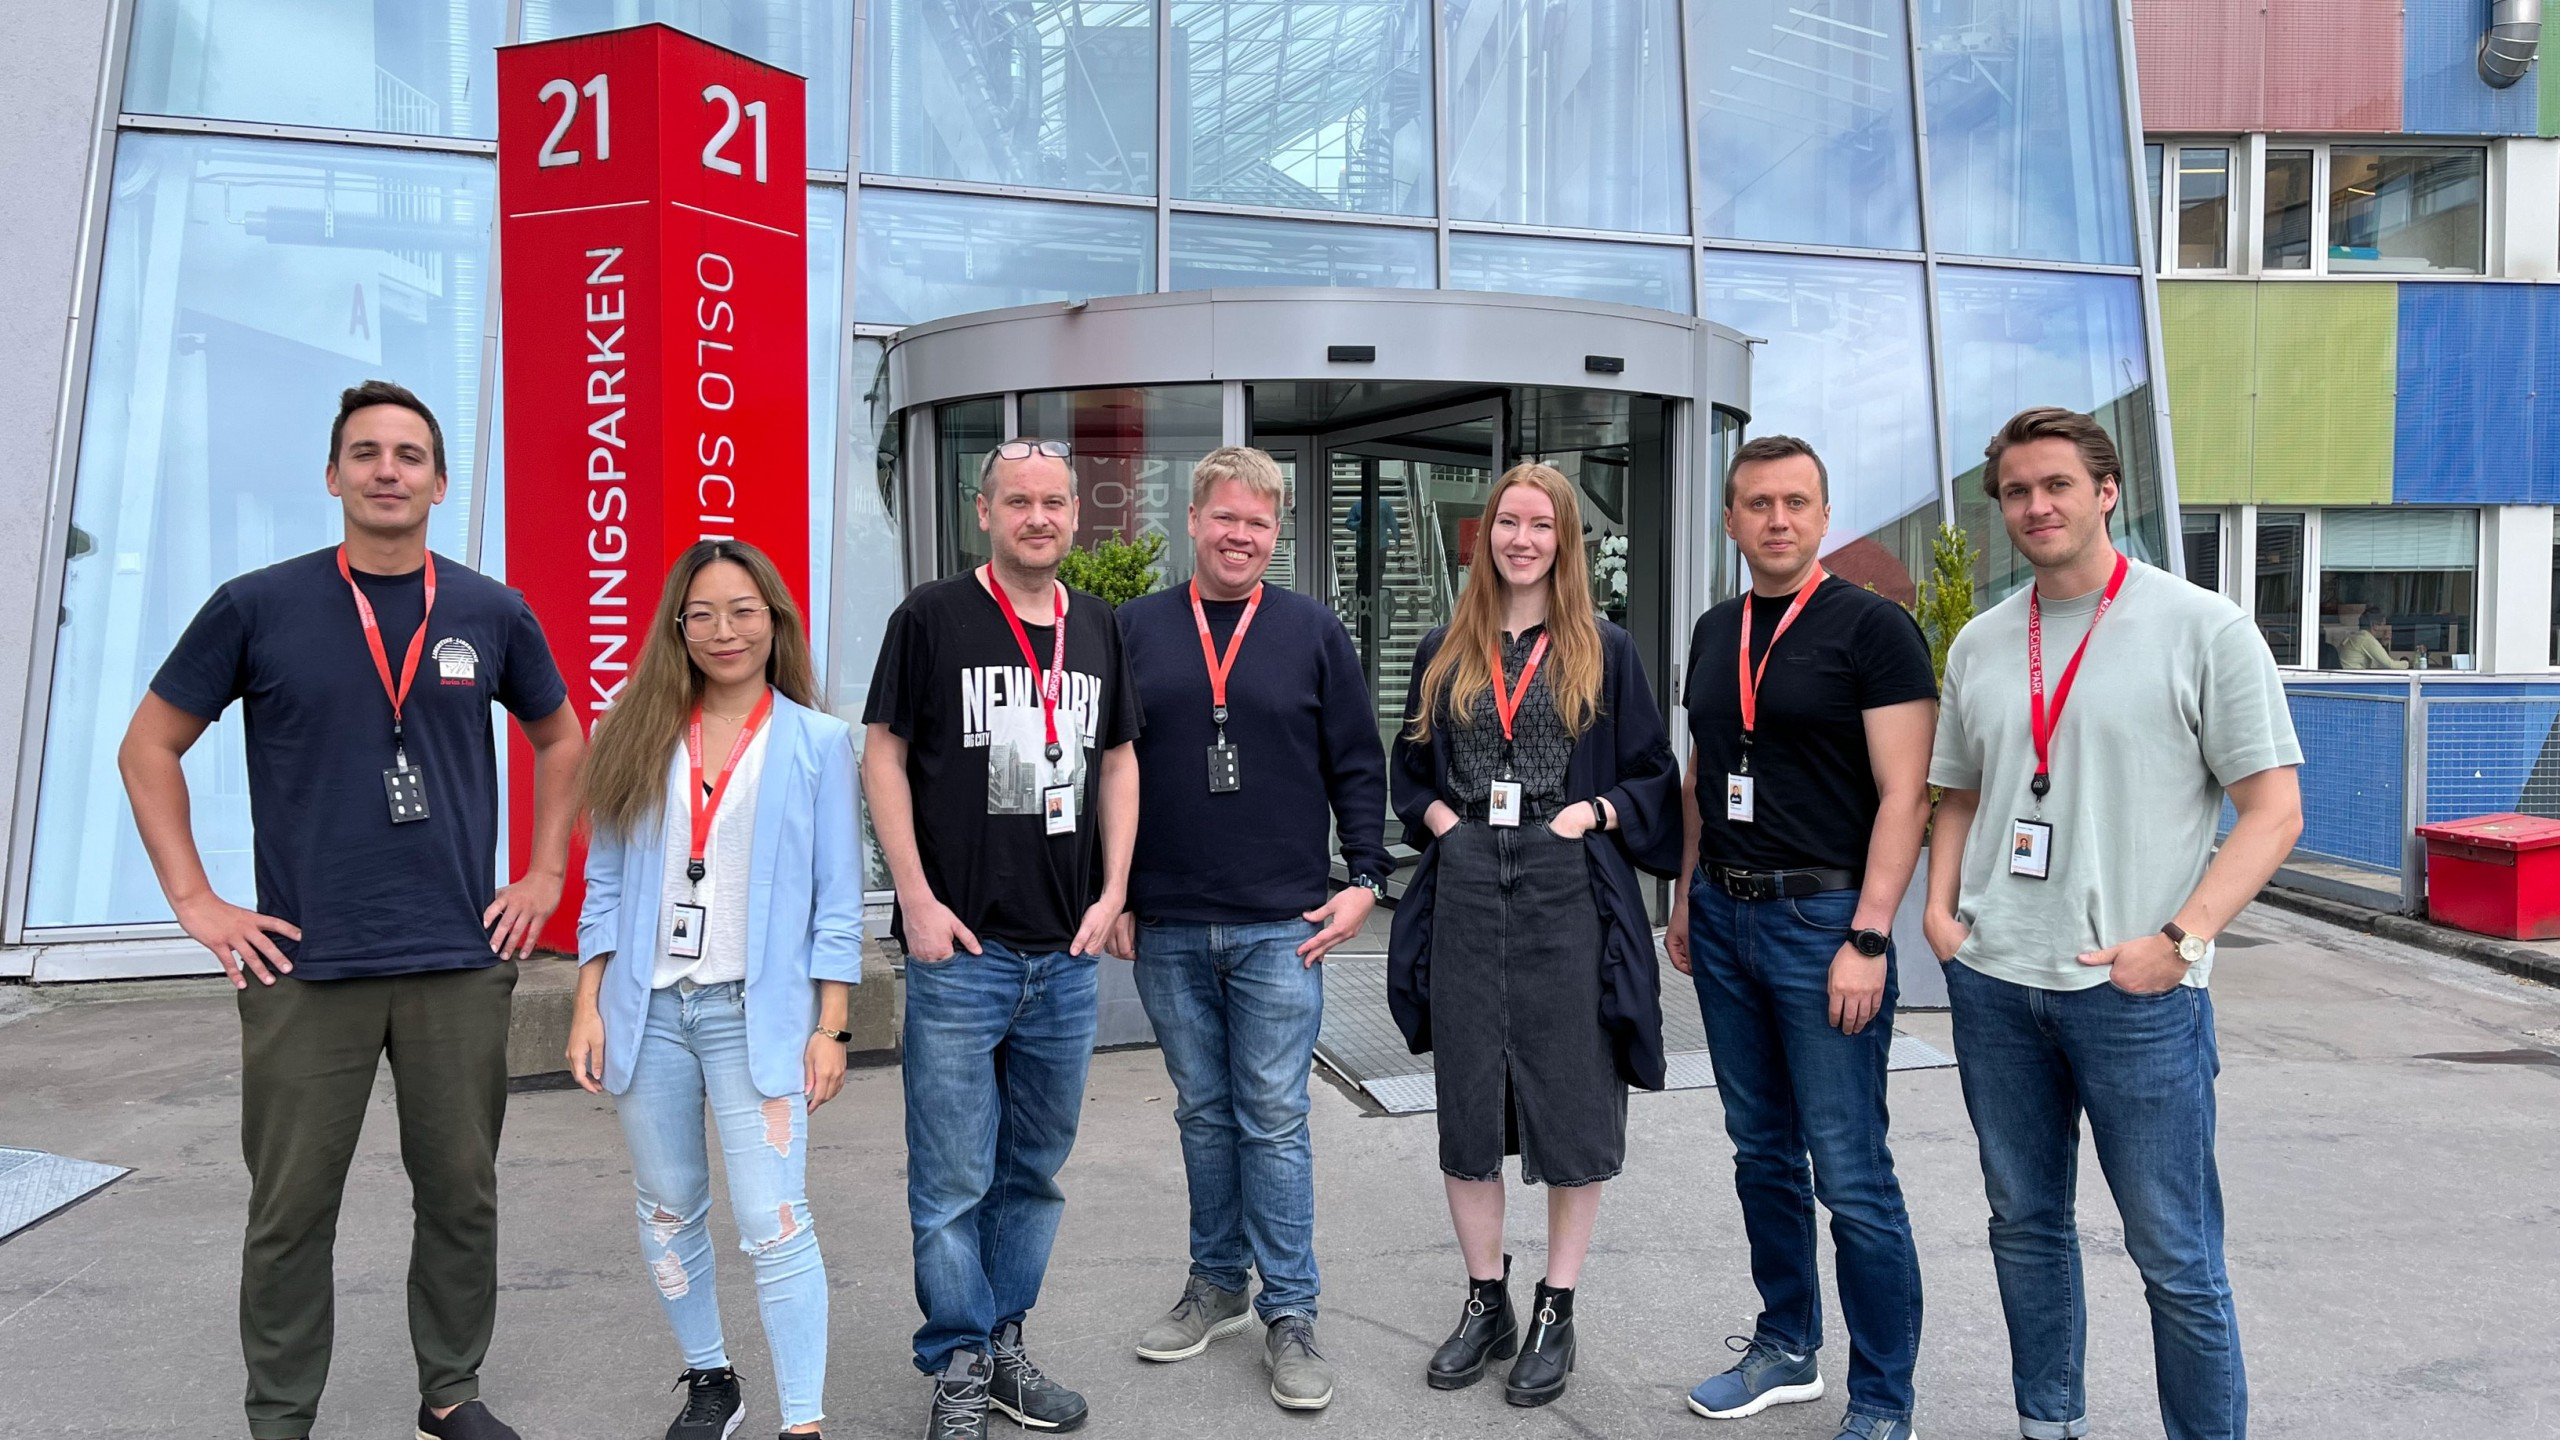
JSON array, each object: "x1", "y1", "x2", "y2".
[
  {"x1": 9, "y1": 0, "x2": 140, "y2": 946},
  {"x1": 1430, "y1": 0, "x2": 1450, "y2": 284},
  {"x1": 1702, "y1": 235, "x2": 1927, "y2": 263},
  {"x1": 1902, "y1": 0, "x2": 1956, "y2": 526},
  {"x1": 1446, "y1": 218, "x2": 1694, "y2": 247},
  {"x1": 1925, "y1": 252, "x2": 2143, "y2": 277},
  {"x1": 1155, "y1": 0, "x2": 1171, "y2": 292},
  {"x1": 836, "y1": 0, "x2": 874, "y2": 654},
  {"x1": 2115, "y1": 0, "x2": 2185, "y2": 575},
  {"x1": 1675, "y1": 0, "x2": 1704, "y2": 317},
  {"x1": 2241, "y1": 132, "x2": 2267, "y2": 277},
  {"x1": 1166, "y1": 198, "x2": 1438, "y2": 230},
  {"x1": 465, "y1": 0, "x2": 525, "y2": 578},
  {"x1": 117, "y1": 111, "x2": 498, "y2": 156},
  {"x1": 853, "y1": 172, "x2": 1157, "y2": 209}
]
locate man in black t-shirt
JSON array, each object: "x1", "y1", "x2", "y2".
[
  {"x1": 1665, "y1": 436, "x2": 1938, "y2": 1440},
  {"x1": 862, "y1": 439, "x2": 1141, "y2": 1440},
  {"x1": 119, "y1": 381, "x2": 583, "y2": 1440}
]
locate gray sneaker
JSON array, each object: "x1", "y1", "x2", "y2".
[
  {"x1": 1134, "y1": 1276, "x2": 1251, "y2": 1362},
  {"x1": 1263, "y1": 1315, "x2": 1334, "y2": 1411}
]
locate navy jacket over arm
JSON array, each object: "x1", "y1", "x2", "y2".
[{"x1": 1385, "y1": 617, "x2": 1681, "y2": 1089}]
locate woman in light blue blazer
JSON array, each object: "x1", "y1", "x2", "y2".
[{"x1": 568, "y1": 539, "x2": 863, "y2": 1440}]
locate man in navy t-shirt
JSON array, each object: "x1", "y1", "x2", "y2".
[{"x1": 118, "y1": 381, "x2": 584, "y2": 1440}]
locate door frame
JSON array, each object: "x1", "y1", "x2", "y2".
[{"x1": 1308, "y1": 396, "x2": 1507, "y2": 695}]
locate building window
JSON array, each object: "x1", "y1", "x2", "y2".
[
  {"x1": 2263, "y1": 148, "x2": 2315, "y2": 271},
  {"x1": 2328, "y1": 148, "x2": 2486, "y2": 276},
  {"x1": 2255, "y1": 511, "x2": 2306, "y2": 665},
  {"x1": 2319, "y1": 508, "x2": 2478, "y2": 670},
  {"x1": 2146, "y1": 142, "x2": 2487, "y2": 277},
  {"x1": 2172, "y1": 145, "x2": 2233, "y2": 271},
  {"x1": 864, "y1": 0, "x2": 1158, "y2": 194},
  {"x1": 1442, "y1": 0, "x2": 1687, "y2": 234},
  {"x1": 2182, "y1": 510, "x2": 2224, "y2": 592}
]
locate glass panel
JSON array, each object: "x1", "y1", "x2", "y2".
[
  {"x1": 2181, "y1": 509, "x2": 2222, "y2": 591},
  {"x1": 854, "y1": 188, "x2": 1154, "y2": 326},
  {"x1": 2175, "y1": 146, "x2": 2230, "y2": 269},
  {"x1": 1700, "y1": 252, "x2": 1939, "y2": 603},
  {"x1": 1168, "y1": 213, "x2": 1435, "y2": 290},
  {"x1": 865, "y1": 1, "x2": 1156, "y2": 194},
  {"x1": 1445, "y1": 232, "x2": 1692, "y2": 313},
  {"x1": 2144, "y1": 143, "x2": 2162, "y2": 263},
  {"x1": 805, "y1": 187, "x2": 842, "y2": 660},
  {"x1": 2321, "y1": 508, "x2": 2476, "y2": 569},
  {"x1": 1172, "y1": 0, "x2": 1434, "y2": 216},
  {"x1": 2327, "y1": 148, "x2": 2484, "y2": 276},
  {"x1": 1517, "y1": 390, "x2": 1676, "y2": 695},
  {"x1": 827, "y1": 337, "x2": 901, "y2": 889},
  {"x1": 1020, "y1": 386, "x2": 1227, "y2": 586},
  {"x1": 127, "y1": 0, "x2": 503, "y2": 139},
  {"x1": 2255, "y1": 510, "x2": 2305, "y2": 666},
  {"x1": 1443, "y1": 0, "x2": 1687, "y2": 233},
  {"x1": 1694, "y1": 0, "x2": 1923, "y2": 252},
  {"x1": 1918, "y1": 0, "x2": 2138, "y2": 266},
  {"x1": 1937, "y1": 266, "x2": 2166, "y2": 603},
  {"x1": 29, "y1": 134, "x2": 493, "y2": 928},
  {"x1": 2263, "y1": 148, "x2": 2314, "y2": 271},
  {"x1": 523, "y1": 0, "x2": 854, "y2": 169},
  {"x1": 936, "y1": 397, "x2": 1005, "y2": 573},
  {"x1": 2321, "y1": 512, "x2": 2476, "y2": 670}
]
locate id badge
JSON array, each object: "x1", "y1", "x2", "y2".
[
  {"x1": 1206, "y1": 740, "x2": 1240, "y2": 793},
  {"x1": 384, "y1": 763, "x2": 430, "y2": 824},
  {"x1": 1488, "y1": 780, "x2": 1523, "y2": 827},
  {"x1": 666, "y1": 902, "x2": 707, "y2": 959},
  {"x1": 1043, "y1": 784, "x2": 1078, "y2": 836},
  {"x1": 1725, "y1": 773, "x2": 1755, "y2": 824},
  {"x1": 2009, "y1": 819, "x2": 2054, "y2": 880}
]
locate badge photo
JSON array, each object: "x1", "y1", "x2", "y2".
[
  {"x1": 2009, "y1": 819, "x2": 2054, "y2": 880},
  {"x1": 1043, "y1": 784, "x2": 1076, "y2": 836},
  {"x1": 1488, "y1": 779, "x2": 1522, "y2": 827},
  {"x1": 1726, "y1": 773, "x2": 1756, "y2": 824}
]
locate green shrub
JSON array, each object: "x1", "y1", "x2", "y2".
[
  {"x1": 1911, "y1": 523, "x2": 1978, "y2": 685},
  {"x1": 1055, "y1": 531, "x2": 1167, "y2": 608}
]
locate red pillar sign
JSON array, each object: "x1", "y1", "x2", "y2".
[{"x1": 498, "y1": 25, "x2": 808, "y2": 949}]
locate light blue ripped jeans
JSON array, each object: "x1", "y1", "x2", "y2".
[{"x1": 617, "y1": 981, "x2": 827, "y2": 1428}]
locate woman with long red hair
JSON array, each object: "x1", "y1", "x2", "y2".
[{"x1": 1389, "y1": 463, "x2": 1680, "y2": 1408}]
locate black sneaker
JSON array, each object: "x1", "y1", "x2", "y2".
[
  {"x1": 988, "y1": 1320, "x2": 1088, "y2": 1432},
  {"x1": 667, "y1": 1366, "x2": 747, "y2": 1440},
  {"x1": 928, "y1": 1351, "x2": 992, "y2": 1440},
  {"x1": 414, "y1": 1399, "x2": 522, "y2": 1440}
]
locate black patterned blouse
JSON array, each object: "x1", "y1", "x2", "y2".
[{"x1": 1448, "y1": 625, "x2": 1574, "y2": 820}]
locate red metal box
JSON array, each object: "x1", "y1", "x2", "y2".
[{"x1": 2413, "y1": 813, "x2": 2560, "y2": 940}]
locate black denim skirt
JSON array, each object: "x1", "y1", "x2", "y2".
[{"x1": 1428, "y1": 822, "x2": 1624, "y2": 1187}]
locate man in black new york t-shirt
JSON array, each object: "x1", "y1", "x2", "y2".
[
  {"x1": 1665, "y1": 436, "x2": 1939, "y2": 1440},
  {"x1": 118, "y1": 381, "x2": 584, "y2": 1440},
  {"x1": 862, "y1": 438, "x2": 1141, "y2": 1439}
]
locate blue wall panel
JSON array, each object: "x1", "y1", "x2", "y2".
[
  {"x1": 2404, "y1": 0, "x2": 2542, "y2": 133},
  {"x1": 2394, "y1": 284, "x2": 2555, "y2": 503},
  {"x1": 2288, "y1": 691, "x2": 2409, "y2": 870}
]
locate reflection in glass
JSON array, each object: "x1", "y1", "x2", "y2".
[
  {"x1": 30, "y1": 134, "x2": 493, "y2": 927},
  {"x1": 1443, "y1": 0, "x2": 1687, "y2": 233},
  {"x1": 865, "y1": 1, "x2": 1156, "y2": 194},
  {"x1": 2328, "y1": 149, "x2": 2484, "y2": 275},
  {"x1": 1694, "y1": 0, "x2": 1923, "y2": 252},
  {"x1": 1446, "y1": 232, "x2": 1691, "y2": 314},
  {"x1": 1172, "y1": 0, "x2": 1433, "y2": 215},
  {"x1": 829, "y1": 337, "x2": 902, "y2": 889},
  {"x1": 1919, "y1": 0, "x2": 2137, "y2": 265},
  {"x1": 2319, "y1": 509, "x2": 2477, "y2": 667},
  {"x1": 2263, "y1": 149, "x2": 2314, "y2": 271},
  {"x1": 1169, "y1": 214, "x2": 1434, "y2": 290},
  {"x1": 1937, "y1": 267, "x2": 2164, "y2": 603},
  {"x1": 127, "y1": 0, "x2": 503, "y2": 138},
  {"x1": 1701, "y1": 252, "x2": 1940, "y2": 603},
  {"x1": 936, "y1": 398, "x2": 1005, "y2": 574},
  {"x1": 854, "y1": 187, "x2": 1153, "y2": 325},
  {"x1": 2254, "y1": 511, "x2": 2304, "y2": 665},
  {"x1": 806, "y1": 188, "x2": 842, "y2": 660},
  {"x1": 2175, "y1": 147, "x2": 2230, "y2": 269},
  {"x1": 524, "y1": 0, "x2": 854, "y2": 169},
  {"x1": 1021, "y1": 386, "x2": 1227, "y2": 584},
  {"x1": 2182, "y1": 509, "x2": 2223, "y2": 592}
]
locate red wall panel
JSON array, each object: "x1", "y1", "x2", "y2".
[
  {"x1": 2134, "y1": 0, "x2": 2266, "y2": 133},
  {"x1": 2265, "y1": 0, "x2": 2402, "y2": 132}
]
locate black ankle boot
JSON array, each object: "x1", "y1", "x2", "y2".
[
  {"x1": 1426, "y1": 1255, "x2": 1519, "y2": 1390},
  {"x1": 1503, "y1": 1280, "x2": 1576, "y2": 1407}
]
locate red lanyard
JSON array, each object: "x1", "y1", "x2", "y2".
[
  {"x1": 1488, "y1": 632, "x2": 1551, "y2": 742},
  {"x1": 1736, "y1": 567, "x2": 1825, "y2": 742},
  {"x1": 336, "y1": 546, "x2": 436, "y2": 755},
  {"x1": 1189, "y1": 579, "x2": 1262, "y2": 722},
  {"x1": 687, "y1": 688, "x2": 774, "y2": 885},
  {"x1": 2027, "y1": 553, "x2": 2131, "y2": 803},
  {"x1": 987, "y1": 566, "x2": 1070, "y2": 760}
]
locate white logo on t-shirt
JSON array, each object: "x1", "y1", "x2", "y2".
[{"x1": 434, "y1": 637, "x2": 480, "y2": 685}]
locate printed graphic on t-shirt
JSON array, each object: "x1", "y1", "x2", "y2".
[
  {"x1": 434, "y1": 637, "x2": 480, "y2": 685},
  {"x1": 962, "y1": 663, "x2": 1103, "y2": 815}
]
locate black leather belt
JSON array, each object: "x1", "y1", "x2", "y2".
[{"x1": 1704, "y1": 863, "x2": 1860, "y2": 901}]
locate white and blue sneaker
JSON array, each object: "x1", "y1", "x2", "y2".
[
  {"x1": 1835, "y1": 1413, "x2": 1916, "y2": 1440},
  {"x1": 1687, "y1": 1336, "x2": 1825, "y2": 1419}
]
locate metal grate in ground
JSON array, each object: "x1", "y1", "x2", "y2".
[
  {"x1": 1317, "y1": 957, "x2": 1957, "y2": 1116},
  {"x1": 0, "y1": 1147, "x2": 128, "y2": 1243}
]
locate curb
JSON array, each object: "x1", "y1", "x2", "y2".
[{"x1": 2255, "y1": 886, "x2": 2560, "y2": 989}]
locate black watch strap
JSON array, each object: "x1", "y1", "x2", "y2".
[{"x1": 1850, "y1": 927, "x2": 1891, "y2": 957}]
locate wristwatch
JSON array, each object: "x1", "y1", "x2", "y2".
[
  {"x1": 2161, "y1": 922, "x2": 2208, "y2": 965},
  {"x1": 1348, "y1": 873, "x2": 1387, "y2": 902},
  {"x1": 814, "y1": 1026, "x2": 853, "y2": 1045},
  {"x1": 1849, "y1": 927, "x2": 1891, "y2": 958}
]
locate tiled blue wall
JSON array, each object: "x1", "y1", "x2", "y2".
[
  {"x1": 2394, "y1": 284, "x2": 2560, "y2": 504},
  {"x1": 2404, "y1": 0, "x2": 2543, "y2": 134}
]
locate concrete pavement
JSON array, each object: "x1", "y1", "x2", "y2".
[{"x1": 2, "y1": 902, "x2": 2555, "y2": 1439}]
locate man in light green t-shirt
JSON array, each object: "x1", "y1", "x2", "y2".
[{"x1": 1924, "y1": 407, "x2": 2302, "y2": 1440}]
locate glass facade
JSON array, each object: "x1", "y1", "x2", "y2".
[{"x1": 28, "y1": 0, "x2": 2165, "y2": 932}]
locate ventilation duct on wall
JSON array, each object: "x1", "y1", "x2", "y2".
[{"x1": 2480, "y1": 0, "x2": 2543, "y2": 88}]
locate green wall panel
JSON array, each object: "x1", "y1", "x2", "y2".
[
  {"x1": 2250, "y1": 284, "x2": 2397, "y2": 504},
  {"x1": 2543, "y1": 44, "x2": 2559, "y2": 136},
  {"x1": 2159, "y1": 282, "x2": 2256, "y2": 504}
]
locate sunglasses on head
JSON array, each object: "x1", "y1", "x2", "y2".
[{"x1": 994, "y1": 439, "x2": 1073, "y2": 462}]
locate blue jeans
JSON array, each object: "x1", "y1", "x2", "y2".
[
  {"x1": 1945, "y1": 960, "x2": 2245, "y2": 1440},
  {"x1": 1131, "y1": 917, "x2": 1325, "y2": 1322},
  {"x1": 902, "y1": 939, "x2": 1100, "y2": 1374},
  {"x1": 1689, "y1": 881, "x2": 1922, "y2": 1423},
  {"x1": 616, "y1": 982, "x2": 828, "y2": 1427}
]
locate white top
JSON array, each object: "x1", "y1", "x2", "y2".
[{"x1": 651, "y1": 722, "x2": 769, "y2": 988}]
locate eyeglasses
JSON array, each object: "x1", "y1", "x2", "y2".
[
  {"x1": 680, "y1": 604, "x2": 772, "y2": 641},
  {"x1": 994, "y1": 439, "x2": 1073, "y2": 462}
]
